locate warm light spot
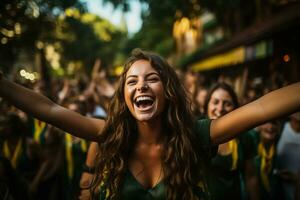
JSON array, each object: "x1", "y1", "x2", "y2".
[
  {"x1": 283, "y1": 54, "x2": 290, "y2": 62},
  {"x1": 20, "y1": 69, "x2": 26, "y2": 77},
  {"x1": 65, "y1": 8, "x2": 80, "y2": 18},
  {"x1": 7, "y1": 31, "x2": 14, "y2": 37},
  {"x1": 81, "y1": 13, "x2": 96, "y2": 23},
  {"x1": 114, "y1": 66, "x2": 124, "y2": 76},
  {"x1": 30, "y1": 1, "x2": 40, "y2": 18},
  {"x1": 1, "y1": 38, "x2": 8, "y2": 44},
  {"x1": 36, "y1": 41, "x2": 44, "y2": 49},
  {"x1": 24, "y1": 73, "x2": 30, "y2": 79},
  {"x1": 173, "y1": 17, "x2": 191, "y2": 38},
  {"x1": 19, "y1": 69, "x2": 38, "y2": 81},
  {"x1": 15, "y1": 23, "x2": 21, "y2": 34},
  {"x1": 29, "y1": 74, "x2": 35, "y2": 81}
]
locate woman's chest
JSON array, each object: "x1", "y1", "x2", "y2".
[{"x1": 128, "y1": 147, "x2": 163, "y2": 189}]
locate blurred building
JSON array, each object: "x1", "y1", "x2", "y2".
[{"x1": 178, "y1": 1, "x2": 300, "y2": 97}]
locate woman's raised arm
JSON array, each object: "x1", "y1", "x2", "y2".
[
  {"x1": 210, "y1": 82, "x2": 300, "y2": 145},
  {"x1": 0, "y1": 72, "x2": 104, "y2": 141}
]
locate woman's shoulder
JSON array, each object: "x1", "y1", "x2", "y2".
[
  {"x1": 193, "y1": 118, "x2": 212, "y2": 144},
  {"x1": 193, "y1": 118, "x2": 218, "y2": 158}
]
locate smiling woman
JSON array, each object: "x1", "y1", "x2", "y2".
[
  {"x1": 124, "y1": 59, "x2": 165, "y2": 122},
  {"x1": 0, "y1": 49, "x2": 300, "y2": 200},
  {"x1": 203, "y1": 83, "x2": 259, "y2": 200},
  {"x1": 93, "y1": 49, "x2": 204, "y2": 200}
]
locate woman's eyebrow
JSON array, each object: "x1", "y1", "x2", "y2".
[
  {"x1": 126, "y1": 72, "x2": 159, "y2": 80},
  {"x1": 145, "y1": 72, "x2": 159, "y2": 78},
  {"x1": 125, "y1": 75, "x2": 137, "y2": 80}
]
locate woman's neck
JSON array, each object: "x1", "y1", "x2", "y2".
[{"x1": 136, "y1": 118, "x2": 162, "y2": 145}]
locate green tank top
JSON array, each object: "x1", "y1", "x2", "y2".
[{"x1": 99, "y1": 119, "x2": 214, "y2": 200}]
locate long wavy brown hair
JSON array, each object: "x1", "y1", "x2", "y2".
[{"x1": 92, "y1": 49, "x2": 206, "y2": 200}]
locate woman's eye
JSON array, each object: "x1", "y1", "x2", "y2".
[
  {"x1": 225, "y1": 101, "x2": 233, "y2": 107},
  {"x1": 127, "y1": 80, "x2": 136, "y2": 85},
  {"x1": 148, "y1": 77, "x2": 159, "y2": 82},
  {"x1": 213, "y1": 100, "x2": 219, "y2": 105}
]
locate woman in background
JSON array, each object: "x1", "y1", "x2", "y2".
[{"x1": 204, "y1": 82, "x2": 259, "y2": 200}]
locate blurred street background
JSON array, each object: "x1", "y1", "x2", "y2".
[{"x1": 1, "y1": 0, "x2": 300, "y2": 200}]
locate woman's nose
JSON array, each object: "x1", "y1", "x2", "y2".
[
  {"x1": 218, "y1": 103, "x2": 227, "y2": 115},
  {"x1": 137, "y1": 82, "x2": 149, "y2": 92}
]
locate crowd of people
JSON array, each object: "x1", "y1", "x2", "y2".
[{"x1": 0, "y1": 49, "x2": 300, "y2": 200}]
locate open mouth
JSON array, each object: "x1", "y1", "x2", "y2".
[{"x1": 134, "y1": 96, "x2": 154, "y2": 109}]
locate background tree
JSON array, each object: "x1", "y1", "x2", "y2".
[
  {"x1": 103, "y1": 0, "x2": 280, "y2": 59},
  {"x1": 0, "y1": 0, "x2": 86, "y2": 72},
  {"x1": 0, "y1": 0, "x2": 128, "y2": 77},
  {"x1": 54, "y1": 9, "x2": 127, "y2": 75}
]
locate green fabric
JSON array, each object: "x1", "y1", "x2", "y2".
[
  {"x1": 206, "y1": 130, "x2": 257, "y2": 200},
  {"x1": 119, "y1": 170, "x2": 165, "y2": 200},
  {"x1": 99, "y1": 118, "x2": 213, "y2": 200}
]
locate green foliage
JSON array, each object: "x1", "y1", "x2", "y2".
[
  {"x1": 104, "y1": 0, "x2": 257, "y2": 61},
  {"x1": 0, "y1": 0, "x2": 85, "y2": 73},
  {"x1": 124, "y1": 19, "x2": 174, "y2": 57},
  {"x1": 0, "y1": 0, "x2": 259, "y2": 75},
  {"x1": 104, "y1": 0, "x2": 203, "y2": 57},
  {"x1": 57, "y1": 11, "x2": 127, "y2": 72},
  {"x1": 0, "y1": 0, "x2": 128, "y2": 76},
  {"x1": 119, "y1": 0, "x2": 178, "y2": 57}
]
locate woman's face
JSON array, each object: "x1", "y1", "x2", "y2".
[
  {"x1": 124, "y1": 60, "x2": 165, "y2": 122},
  {"x1": 207, "y1": 88, "x2": 234, "y2": 119},
  {"x1": 259, "y1": 122, "x2": 279, "y2": 143}
]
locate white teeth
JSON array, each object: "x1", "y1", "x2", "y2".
[{"x1": 135, "y1": 96, "x2": 153, "y2": 103}]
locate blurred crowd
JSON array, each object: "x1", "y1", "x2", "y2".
[{"x1": 0, "y1": 59, "x2": 300, "y2": 200}]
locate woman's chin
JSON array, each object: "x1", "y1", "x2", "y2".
[{"x1": 135, "y1": 114, "x2": 155, "y2": 122}]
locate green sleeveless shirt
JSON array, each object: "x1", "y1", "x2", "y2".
[{"x1": 99, "y1": 119, "x2": 214, "y2": 200}]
